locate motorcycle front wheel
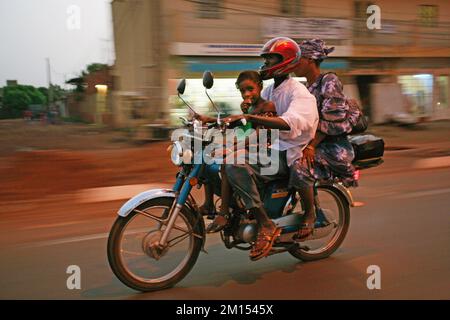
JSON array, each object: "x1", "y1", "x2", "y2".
[{"x1": 107, "y1": 197, "x2": 203, "y2": 292}]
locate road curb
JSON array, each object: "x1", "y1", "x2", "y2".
[
  {"x1": 76, "y1": 183, "x2": 172, "y2": 203},
  {"x1": 73, "y1": 156, "x2": 450, "y2": 204},
  {"x1": 413, "y1": 156, "x2": 450, "y2": 170}
]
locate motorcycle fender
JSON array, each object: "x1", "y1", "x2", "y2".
[
  {"x1": 117, "y1": 189, "x2": 206, "y2": 249},
  {"x1": 117, "y1": 188, "x2": 175, "y2": 217},
  {"x1": 318, "y1": 183, "x2": 355, "y2": 207},
  {"x1": 331, "y1": 183, "x2": 355, "y2": 207}
]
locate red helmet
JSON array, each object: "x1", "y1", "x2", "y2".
[{"x1": 260, "y1": 37, "x2": 301, "y2": 80}]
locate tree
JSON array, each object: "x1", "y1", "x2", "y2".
[
  {"x1": 38, "y1": 87, "x2": 48, "y2": 99},
  {"x1": 86, "y1": 63, "x2": 108, "y2": 73},
  {"x1": 49, "y1": 84, "x2": 66, "y2": 101},
  {"x1": 20, "y1": 85, "x2": 46, "y2": 105},
  {"x1": 0, "y1": 85, "x2": 47, "y2": 119},
  {"x1": 66, "y1": 63, "x2": 109, "y2": 93},
  {"x1": 1, "y1": 87, "x2": 32, "y2": 118}
]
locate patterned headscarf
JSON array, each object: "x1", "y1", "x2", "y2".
[{"x1": 300, "y1": 39, "x2": 335, "y2": 60}]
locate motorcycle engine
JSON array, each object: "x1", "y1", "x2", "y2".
[{"x1": 235, "y1": 219, "x2": 258, "y2": 243}]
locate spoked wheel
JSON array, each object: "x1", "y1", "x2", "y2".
[
  {"x1": 289, "y1": 186, "x2": 350, "y2": 261},
  {"x1": 107, "y1": 197, "x2": 203, "y2": 292}
]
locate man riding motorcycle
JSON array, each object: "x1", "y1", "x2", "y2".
[{"x1": 219, "y1": 37, "x2": 319, "y2": 260}]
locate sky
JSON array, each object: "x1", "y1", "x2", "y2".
[{"x1": 0, "y1": 0, "x2": 114, "y2": 88}]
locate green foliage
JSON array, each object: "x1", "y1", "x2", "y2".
[
  {"x1": 86, "y1": 63, "x2": 108, "y2": 73},
  {"x1": 66, "y1": 63, "x2": 108, "y2": 93},
  {"x1": 38, "y1": 87, "x2": 48, "y2": 98},
  {"x1": 38, "y1": 85, "x2": 66, "y2": 103},
  {"x1": 66, "y1": 77, "x2": 85, "y2": 93},
  {"x1": 49, "y1": 84, "x2": 66, "y2": 101},
  {"x1": 1, "y1": 88, "x2": 31, "y2": 118},
  {"x1": 0, "y1": 84, "x2": 47, "y2": 119}
]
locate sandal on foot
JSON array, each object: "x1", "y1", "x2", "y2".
[
  {"x1": 297, "y1": 221, "x2": 315, "y2": 240},
  {"x1": 250, "y1": 227, "x2": 282, "y2": 261},
  {"x1": 206, "y1": 215, "x2": 228, "y2": 233}
]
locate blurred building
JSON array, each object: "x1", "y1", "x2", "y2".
[
  {"x1": 67, "y1": 67, "x2": 114, "y2": 125},
  {"x1": 111, "y1": 0, "x2": 450, "y2": 127}
]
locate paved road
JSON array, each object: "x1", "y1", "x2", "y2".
[{"x1": 1, "y1": 158, "x2": 449, "y2": 300}]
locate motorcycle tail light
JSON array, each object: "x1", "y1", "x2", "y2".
[{"x1": 353, "y1": 169, "x2": 360, "y2": 181}]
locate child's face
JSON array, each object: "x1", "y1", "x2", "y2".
[{"x1": 238, "y1": 79, "x2": 262, "y2": 105}]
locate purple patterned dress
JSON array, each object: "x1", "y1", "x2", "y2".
[{"x1": 291, "y1": 73, "x2": 356, "y2": 187}]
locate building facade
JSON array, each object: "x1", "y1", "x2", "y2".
[{"x1": 111, "y1": 0, "x2": 450, "y2": 126}]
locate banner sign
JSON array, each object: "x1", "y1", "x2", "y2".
[{"x1": 262, "y1": 17, "x2": 352, "y2": 40}]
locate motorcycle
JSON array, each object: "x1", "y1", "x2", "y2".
[{"x1": 107, "y1": 71, "x2": 383, "y2": 292}]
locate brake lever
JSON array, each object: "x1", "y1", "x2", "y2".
[{"x1": 179, "y1": 116, "x2": 193, "y2": 126}]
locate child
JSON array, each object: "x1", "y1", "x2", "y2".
[{"x1": 202, "y1": 70, "x2": 277, "y2": 233}]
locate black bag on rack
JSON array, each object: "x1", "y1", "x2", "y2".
[{"x1": 349, "y1": 134, "x2": 385, "y2": 169}]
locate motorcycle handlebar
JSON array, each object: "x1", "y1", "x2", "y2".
[
  {"x1": 223, "y1": 117, "x2": 247, "y2": 129},
  {"x1": 184, "y1": 116, "x2": 247, "y2": 131}
]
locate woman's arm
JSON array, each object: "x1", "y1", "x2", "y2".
[
  {"x1": 302, "y1": 131, "x2": 326, "y2": 168},
  {"x1": 309, "y1": 131, "x2": 326, "y2": 148}
]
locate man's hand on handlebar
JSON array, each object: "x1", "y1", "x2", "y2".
[
  {"x1": 193, "y1": 113, "x2": 216, "y2": 124},
  {"x1": 223, "y1": 114, "x2": 248, "y2": 127}
]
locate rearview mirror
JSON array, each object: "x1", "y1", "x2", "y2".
[
  {"x1": 202, "y1": 71, "x2": 214, "y2": 89},
  {"x1": 177, "y1": 79, "x2": 186, "y2": 95}
]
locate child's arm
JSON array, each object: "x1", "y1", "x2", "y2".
[
  {"x1": 252, "y1": 101, "x2": 277, "y2": 116},
  {"x1": 253, "y1": 101, "x2": 277, "y2": 147},
  {"x1": 261, "y1": 101, "x2": 276, "y2": 115}
]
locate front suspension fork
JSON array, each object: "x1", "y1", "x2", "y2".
[{"x1": 159, "y1": 164, "x2": 202, "y2": 247}]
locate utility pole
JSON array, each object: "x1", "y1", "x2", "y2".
[{"x1": 46, "y1": 57, "x2": 53, "y2": 109}]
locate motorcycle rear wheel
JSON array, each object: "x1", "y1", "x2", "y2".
[
  {"x1": 289, "y1": 186, "x2": 350, "y2": 261},
  {"x1": 107, "y1": 197, "x2": 203, "y2": 292}
]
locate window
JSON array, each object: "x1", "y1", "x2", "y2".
[
  {"x1": 398, "y1": 74, "x2": 434, "y2": 115},
  {"x1": 197, "y1": 0, "x2": 223, "y2": 19},
  {"x1": 437, "y1": 76, "x2": 448, "y2": 109},
  {"x1": 418, "y1": 4, "x2": 439, "y2": 27},
  {"x1": 280, "y1": 0, "x2": 302, "y2": 16}
]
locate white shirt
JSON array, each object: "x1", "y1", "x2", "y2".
[{"x1": 261, "y1": 77, "x2": 319, "y2": 166}]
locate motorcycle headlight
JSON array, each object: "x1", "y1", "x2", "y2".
[{"x1": 171, "y1": 141, "x2": 183, "y2": 166}]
